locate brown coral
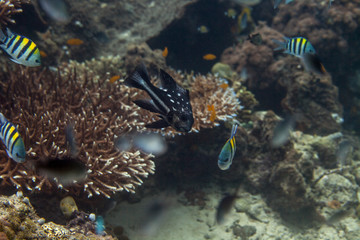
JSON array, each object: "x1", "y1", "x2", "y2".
[
  {"x1": 0, "y1": 61, "x2": 244, "y2": 197},
  {"x1": 221, "y1": 22, "x2": 343, "y2": 135},
  {"x1": 0, "y1": 0, "x2": 29, "y2": 26},
  {"x1": 0, "y1": 67, "x2": 155, "y2": 198}
]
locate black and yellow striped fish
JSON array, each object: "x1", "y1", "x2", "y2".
[
  {"x1": 272, "y1": 36, "x2": 316, "y2": 57},
  {"x1": 218, "y1": 124, "x2": 238, "y2": 170},
  {"x1": 0, "y1": 28, "x2": 41, "y2": 67},
  {"x1": 0, "y1": 113, "x2": 26, "y2": 163}
]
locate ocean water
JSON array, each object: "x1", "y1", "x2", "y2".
[{"x1": 0, "y1": 0, "x2": 360, "y2": 239}]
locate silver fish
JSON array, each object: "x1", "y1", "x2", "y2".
[
  {"x1": 270, "y1": 115, "x2": 296, "y2": 148},
  {"x1": 38, "y1": 0, "x2": 70, "y2": 23}
]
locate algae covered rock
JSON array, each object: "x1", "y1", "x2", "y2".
[
  {"x1": 0, "y1": 193, "x2": 115, "y2": 239},
  {"x1": 60, "y1": 196, "x2": 78, "y2": 218}
]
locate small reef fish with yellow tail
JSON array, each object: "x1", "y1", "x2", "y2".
[
  {"x1": 218, "y1": 124, "x2": 238, "y2": 170},
  {"x1": 237, "y1": 7, "x2": 253, "y2": 33},
  {"x1": 0, "y1": 28, "x2": 41, "y2": 67},
  {"x1": 125, "y1": 63, "x2": 194, "y2": 132},
  {"x1": 0, "y1": 113, "x2": 26, "y2": 163}
]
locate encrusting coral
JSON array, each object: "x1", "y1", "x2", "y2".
[
  {"x1": 0, "y1": 193, "x2": 115, "y2": 239},
  {"x1": 0, "y1": 0, "x2": 29, "y2": 26},
  {"x1": 0, "y1": 59, "x2": 244, "y2": 197}
]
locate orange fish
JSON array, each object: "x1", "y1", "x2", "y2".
[
  {"x1": 39, "y1": 50, "x2": 47, "y2": 58},
  {"x1": 162, "y1": 47, "x2": 168, "y2": 57},
  {"x1": 66, "y1": 38, "x2": 84, "y2": 46},
  {"x1": 109, "y1": 75, "x2": 121, "y2": 84},
  {"x1": 219, "y1": 83, "x2": 228, "y2": 89},
  {"x1": 207, "y1": 104, "x2": 216, "y2": 122},
  {"x1": 203, "y1": 54, "x2": 216, "y2": 60}
]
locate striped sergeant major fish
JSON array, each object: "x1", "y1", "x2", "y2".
[
  {"x1": 272, "y1": 36, "x2": 315, "y2": 58},
  {"x1": 218, "y1": 124, "x2": 238, "y2": 170},
  {"x1": 0, "y1": 113, "x2": 26, "y2": 163},
  {"x1": 0, "y1": 28, "x2": 41, "y2": 67}
]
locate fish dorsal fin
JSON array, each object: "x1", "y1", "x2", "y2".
[
  {"x1": 0, "y1": 113, "x2": 7, "y2": 125},
  {"x1": 159, "y1": 69, "x2": 176, "y2": 90},
  {"x1": 135, "y1": 62, "x2": 151, "y2": 84},
  {"x1": 124, "y1": 62, "x2": 152, "y2": 90}
]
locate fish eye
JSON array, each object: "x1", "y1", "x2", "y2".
[{"x1": 35, "y1": 60, "x2": 40, "y2": 63}]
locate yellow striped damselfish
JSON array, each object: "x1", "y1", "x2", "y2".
[
  {"x1": 218, "y1": 124, "x2": 238, "y2": 170},
  {"x1": 0, "y1": 28, "x2": 41, "y2": 67},
  {"x1": 272, "y1": 36, "x2": 315, "y2": 58},
  {"x1": 0, "y1": 113, "x2": 26, "y2": 163}
]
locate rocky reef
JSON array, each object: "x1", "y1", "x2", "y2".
[{"x1": 0, "y1": 193, "x2": 115, "y2": 239}]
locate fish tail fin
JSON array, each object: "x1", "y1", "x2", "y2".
[
  {"x1": 0, "y1": 113, "x2": 7, "y2": 125},
  {"x1": 272, "y1": 38, "x2": 287, "y2": 51},
  {"x1": 230, "y1": 124, "x2": 238, "y2": 138},
  {"x1": 124, "y1": 62, "x2": 152, "y2": 91}
]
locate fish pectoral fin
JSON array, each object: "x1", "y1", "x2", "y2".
[
  {"x1": 5, "y1": 149, "x2": 13, "y2": 159},
  {"x1": 9, "y1": 58, "x2": 22, "y2": 65},
  {"x1": 133, "y1": 99, "x2": 163, "y2": 114},
  {"x1": 145, "y1": 119, "x2": 170, "y2": 129}
]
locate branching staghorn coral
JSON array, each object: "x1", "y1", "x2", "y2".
[
  {"x1": 0, "y1": 60, "x2": 244, "y2": 197},
  {"x1": 0, "y1": 67, "x2": 155, "y2": 198},
  {"x1": 60, "y1": 57, "x2": 244, "y2": 135},
  {"x1": 0, "y1": 0, "x2": 29, "y2": 26}
]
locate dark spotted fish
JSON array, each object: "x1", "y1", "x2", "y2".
[{"x1": 125, "y1": 63, "x2": 194, "y2": 132}]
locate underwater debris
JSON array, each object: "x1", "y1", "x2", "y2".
[{"x1": 0, "y1": 0, "x2": 29, "y2": 26}]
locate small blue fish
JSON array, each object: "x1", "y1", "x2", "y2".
[
  {"x1": 274, "y1": 0, "x2": 294, "y2": 9},
  {"x1": 0, "y1": 113, "x2": 26, "y2": 163},
  {"x1": 272, "y1": 36, "x2": 316, "y2": 58},
  {"x1": 0, "y1": 28, "x2": 41, "y2": 67},
  {"x1": 95, "y1": 216, "x2": 105, "y2": 235},
  {"x1": 218, "y1": 124, "x2": 238, "y2": 170}
]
